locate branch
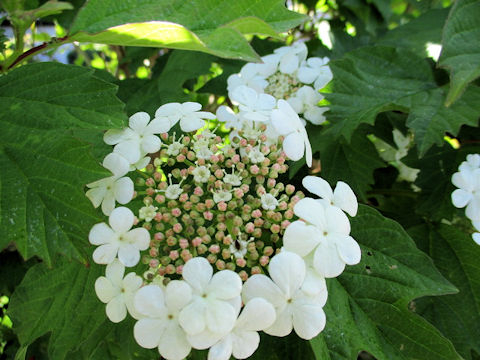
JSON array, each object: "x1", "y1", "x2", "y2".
[{"x1": 7, "y1": 36, "x2": 69, "y2": 70}]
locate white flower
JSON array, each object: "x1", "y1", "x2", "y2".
[
  {"x1": 287, "y1": 86, "x2": 328, "y2": 125},
  {"x1": 451, "y1": 166, "x2": 480, "y2": 221},
  {"x1": 165, "y1": 184, "x2": 183, "y2": 200},
  {"x1": 134, "y1": 282, "x2": 193, "y2": 360},
  {"x1": 248, "y1": 146, "x2": 265, "y2": 164},
  {"x1": 273, "y1": 42, "x2": 308, "y2": 75},
  {"x1": 89, "y1": 207, "x2": 150, "y2": 266},
  {"x1": 459, "y1": 154, "x2": 480, "y2": 172},
  {"x1": 192, "y1": 165, "x2": 211, "y2": 183},
  {"x1": 130, "y1": 156, "x2": 151, "y2": 171},
  {"x1": 242, "y1": 251, "x2": 326, "y2": 340},
  {"x1": 229, "y1": 237, "x2": 251, "y2": 259},
  {"x1": 139, "y1": 205, "x2": 158, "y2": 222},
  {"x1": 86, "y1": 153, "x2": 134, "y2": 216},
  {"x1": 104, "y1": 112, "x2": 169, "y2": 164},
  {"x1": 283, "y1": 198, "x2": 361, "y2": 278},
  {"x1": 297, "y1": 57, "x2": 333, "y2": 90},
  {"x1": 207, "y1": 298, "x2": 276, "y2": 360},
  {"x1": 193, "y1": 137, "x2": 213, "y2": 159},
  {"x1": 178, "y1": 257, "x2": 242, "y2": 348},
  {"x1": 261, "y1": 193, "x2": 278, "y2": 210},
  {"x1": 216, "y1": 105, "x2": 240, "y2": 129},
  {"x1": 154, "y1": 102, "x2": 216, "y2": 133},
  {"x1": 213, "y1": 190, "x2": 233, "y2": 203},
  {"x1": 223, "y1": 167, "x2": 242, "y2": 186},
  {"x1": 167, "y1": 141, "x2": 184, "y2": 156},
  {"x1": 231, "y1": 85, "x2": 276, "y2": 123},
  {"x1": 302, "y1": 175, "x2": 358, "y2": 216},
  {"x1": 95, "y1": 259, "x2": 143, "y2": 322},
  {"x1": 271, "y1": 100, "x2": 312, "y2": 167},
  {"x1": 227, "y1": 63, "x2": 268, "y2": 95}
]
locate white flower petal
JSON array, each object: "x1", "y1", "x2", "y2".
[
  {"x1": 109, "y1": 207, "x2": 134, "y2": 233},
  {"x1": 333, "y1": 181, "x2": 358, "y2": 216},
  {"x1": 208, "y1": 270, "x2": 242, "y2": 300},
  {"x1": 129, "y1": 112, "x2": 150, "y2": 132},
  {"x1": 283, "y1": 221, "x2": 321, "y2": 257},
  {"x1": 452, "y1": 171, "x2": 474, "y2": 191},
  {"x1": 302, "y1": 268, "x2": 328, "y2": 304},
  {"x1": 114, "y1": 177, "x2": 134, "y2": 204},
  {"x1": 182, "y1": 257, "x2": 213, "y2": 293},
  {"x1": 134, "y1": 318, "x2": 165, "y2": 348},
  {"x1": 86, "y1": 186, "x2": 107, "y2": 208},
  {"x1": 165, "y1": 280, "x2": 193, "y2": 311},
  {"x1": 101, "y1": 191, "x2": 116, "y2": 216},
  {"x1": 208, "y1": 336, "x2": 233, "y2": 360},
  {"x1": 265, "y1": 306, "x2": 293, "y2": 337},
  {"x1": 147, "y1": 116, "x2": 172, "y2": 133},
  {"x1": 466, "y1": 197, "x2": 480, "y2": 221},
  {"x1": 293, "y1": 198, "x2": 326, "y2": 229},
  {"x1": 180, "y1": 115, "x2": 205, "y2": 132},
  {"x1": 292, "y1": 301, "x2": 325, "y2": 339},
  {"x1": 106, "y1": 258, "x2": 125, "y2": 286},
  {"x1": 95, "y1": 276, "x2": 118, "y2": 303},
  {"x1": 242, "y1": 275, "x2": 285, "y2": 309},
  {"x1": 325, "y1": 205, "x2": 350, "y2": 235},
  {"x1": 118, "y1": 244, "x2": 140, "y2": 267},
  {"x1": 106, "y1": 295, "x2": 127, "y2": 323},
  {"x1": 452, "y1": 189, "x2": 472, "y2": 208},
  {"x1": 336, "y1": 235, "x2": 361, "y2": 265},
  {"x1": 279, "y1": 53, "x2": 299, "y2": 74},
  {"x1": 269, "y1": 251, "x2": 306, "y2": 299},
  {"x1": 236, "y1": 297, "x2": 276, "y2": 332},
  {"x1": 89, "y1": 223, "x2": 114, "y2": 245},
  {"x1": 158, "y1": 322, "x2": 192, "y2": 360},
  {"x1": 123, "y1": 272, "x2": 142, "y2": 292},
  {"x1": 232, "y1": 330, "x2": 260, "y2": 359},
  {"x1": 283, "y1": 132, "x2": 305, "y2": 161},
  {"x1": 134, "y1": 285, "x2": 165, "y2": 317},
  {"x1": 188, "y1": 329, "x2": 223, "y2": 350},
  {"x1": 125, "y1": 227, "x2": 151, "y2": 250},
  {"x1": 104, "y1": 128, "x2": 127, "y2": 145},
  {"x1": 179, "y1": 300, "x2": 207, "y2": 335},
  {"x1": 92, "y1": 243, "x2": 118, "y2": 264},
  {"x1": 103, "y1": 152, "x2": 130, "y2": 177},
  {"x1": 473, "y1": 232, "x2": 480, "y2": 245},
  {"x1": 114, "y1": 139, "x2": 142, "y2": 164},
  {"x1": 141, "y1": 134, "x2": 161, "y2": 154},
  {"x1": 206, "y1": 300, "x2": 237, "y2": 334},
  {"x1": 302, "y1": 176, "x2": 333, "y2": 200},
  {"x1": 313, "y1": 240, "x2": 345, "y2": 278}
]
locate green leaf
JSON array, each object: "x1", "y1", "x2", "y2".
[
  {"x1": 312, "y1": 205, "x2": 461, "y2": 360},
  {"x1": 439, "y1": 0, "x2": 480, "y2": 106},
  {"x1": 23, "y1": 0, "x2": 73, "y2": 19},
  {"x1": 408, "y1": 223, "x2": 480, "y2": 360},
  {"x1": 0, "y1": 62, "x2": 126, "y2": 265},
  {"x1": 69, "y1": 0, "x2": 306, "y2": 61},
  {"x1": 403, "y1": 85, "x2": 480, "y2": 156},
  {"x1": 9, "y1": 261, "x2": 107, "y2": 359},
  {"x1": 326, "y1": 46, "x2": 436, "y2": 140},
  {"x1": 378, "y1": 8, "x2": 449, "y2": 56}
]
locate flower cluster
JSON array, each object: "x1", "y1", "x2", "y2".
[
  {"x1": 217, "y1": 42, "x2": 332, "y2": 167},
  {"x1": 451, "y1": 154, "x2": 480, "y2": 245},
  {"x1": 85, "y1": 55, "x2": 360, "y2": 359}
]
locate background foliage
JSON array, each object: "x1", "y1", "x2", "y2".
[{"x1": 0, "y1": 0, "x2": 479, "y2": 359}]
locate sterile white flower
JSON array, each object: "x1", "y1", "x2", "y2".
[
  {"x1": 89, "y1": 206, "x2": 150, "y2": 266},
  {"x1": 154, "y1": 102, "x2": 216, "y2": 132},
  {"x1": 192, "y1": 165, "x2": 211, "y2": 183},
  {"x1": 134, "y1": 282, "x2": 193, "y2": 360},
  {"x1": 297, "y1": 57, "x2": 333, "y2": 90},
  {"x1": 86, "y1": 153, "x2": 134, "y2": 216},
  {"x1": 207, "y1": 298, "x2": 276, "y2": 360},
  {"x1": 451, "y1": 166, "x2": 480, "y2": 221},
  {"x1": 227, "y1": 63, "x2": 269, "y2": 95},
  {"x1": 139, "y1": 205, "x2": 158, "y2": 222},
  {"x1": 104, "y1": 111, "x2": 170, "y2": 164},
  {"x1": 273, "y1": 42, "x2": 308, "y2": 74},
  {"x1": 283, "y1": 198, "x2": 361, "y2": 278},
  {"x1": 242, "y1": 251, "x2": 326, "y2": 340},
  {"x1": 231, "y1": 85, "x2": 276, "y2": 123},
  {"x1": 459, "y1": 154, "x2": 480, "y2": 172},
  {"x1": 271, "y1": 100, "x2": 312, "y2": 167},
  {"x1": 95, "y1": 259, "x2": 143, "y2": 322},
  {"x1": 302, "y1": 175, "x2": 358, "y2": 216},
  {"x1": 261, "y1": 193, "x2": 279, "y2": 210},
  {"x1": 178, "y1": 257, "x2": 242, "y2": 348},
  {"x1": 287, "y1": 86, "x2": 328, "y2": 125},
  {"x1": 216, "y1": 105, "x2": 241, "y2": 129}
]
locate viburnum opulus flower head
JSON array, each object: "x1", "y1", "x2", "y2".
[{"x1": 87, "y1": 97, "x2": 360, "y2": 359}]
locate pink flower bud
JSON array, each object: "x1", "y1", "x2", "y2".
[
  {"x1": 149, "y1": 259, "x2": 159, "y2": 268},
  {"x1": 245, "y1": 222, "x2": 255, "y2": 233},
  {"x1": 149, "y1": 248, "x2": 159, "y2": 257},
  {"x1": 205, "y1": 199, "x2": 214, "y2": 209},
  {"x1": 169, "y1": 250, "x2": 179, "y2": 260},
  {"x1": 216, "y1": 260, "x2": 226, "y2": 270},
  {"x1": 251, "y1": 266, "x2": 262, "y2": 275},
  {"x1": 203, "y1": 211, "x2": 213, "y2": 221},
  {"x1": 181, "y1": 249, "x2": 192, "y2": 261},
  {"x1": 171, "y1": 208, "x2": 181, "y2": 217},
  {"x1": 263, "y1": 246, "x2": 274, "y2": 256},
  {"x1": 218, "y1": 202, "x2": 227, "y2": 211},
  {"x1": 232, "y1": 154, "x2": 240, "y2": 163},
  {"x1": 239, "y1": 270, "x2": 248, "y2": 281},
  {"x1": 145, "y1": 178, "x2": 155, "y2": 187},
  {"x1": 207, "y1": 254, "x2": 217, "y2": 264},
  {"x1": 179, "y1": 238, "x2": 189, "y2": 249},
  {"x1": 236, "y1": 258, "x2": 246, "y2": 267},
  {"x1": 267, "y1": 178, "x2": 276, "y2": 188},
  {"x1": 146, "y1": 187, "x2": 155, "y2": 196},
  {"x1": 209, "y1": 244, "x2": 220, "y2": 254},
  {"x1": 165, "y1": 264, "x2": 176, "y2": 274},
  {"x1": 176, "y1": 154, "x2": 186, "y2": 162},
  {"x1": 252, "y1": 209, "x2": 262, "y2": 218},
  {"x1": 133, "y1": 217, "x2": 139, "y2": 226},
  {"x1": 281, "y1": 220, "x2": 291, "y2": 229},
  {"x1": 155, "y1": 194, "x2": 165, "y2": 204},
  {"x1": 250, "y1": 165, "x2": 260, "y2": 174},
  {"x1": 234, "y1": 189, "x2": 244, "y2": 199},
  {"x1": 284, "y1": 209, "x2": 294, "y2": 219},
  {"x1": 259, "y1": 256, "x2": 269, "y2": 267},
  {"x1": 154, "y1": 232, "x2": 164, "y2": 241},
  {"x1": 173, "y1": 223, "x2": 183, "y2": 233},
  {"x1": 167, "y1": 236, "x2": 177, "y2": 246},
  {"x1": 176, "y1": 265, "x2": 183, "y2": 274}
]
